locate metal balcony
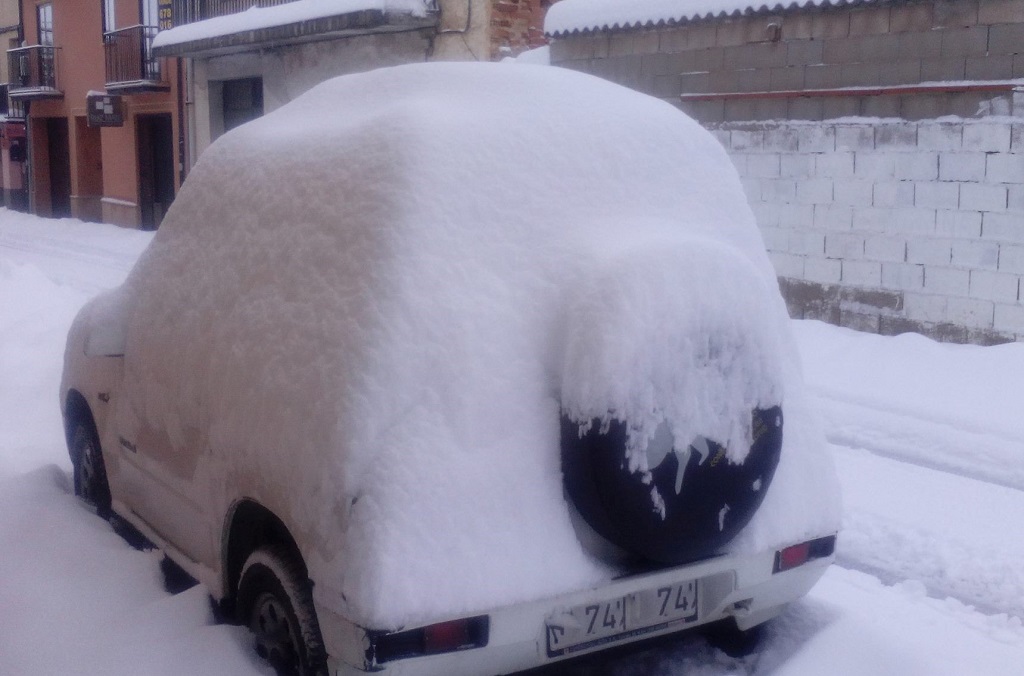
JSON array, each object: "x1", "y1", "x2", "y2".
[
  {"x1": 154, "y1": 0, "x2": 434, "y2": 59},
  {"x1": 7, "y1": 46, "x2": 62, "y2": 100},
  {"x1": 0, "y1": 84, "x2": 26, "y2": 119},
  {"x1": 105, "y1": 25, "x2": 169, "y2": 93},
  {"x1": 171, "y1": 0, "x2": 297, "y2": 25}
]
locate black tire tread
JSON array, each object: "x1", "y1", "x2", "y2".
[
  {"x1": 237, "y1": 545, "x2": 328, "y2": 676},
  {"x1": 71, "y1": 421, "x2": 112, "y2": 519}
]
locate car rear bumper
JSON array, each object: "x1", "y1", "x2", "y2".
[{"x1": 322, "y1": 535, "x2": 835, "y2": 675}]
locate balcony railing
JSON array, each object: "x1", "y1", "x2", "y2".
[
  {"x1": 170, "y1": 0, "x2": 297, "y2": 26},
  {"x1": 104, "y1": 25, "x2": 168, "y2": 92},
  {"x1": 7, "y1": 45, "x2": 62, "y2": 99},
  {"x1": 0, "y1": 84, "x2": 26, "y2": 119}
]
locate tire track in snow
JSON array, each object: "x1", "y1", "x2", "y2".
[
  {"x1": 815, "y1": 392, "x2": 1024, "y2": 493},
  {"x1": 828, "y1": 443, "x2": 1024, "y2": 621},
  {"x1": 0, "y1": 238, "x2": 136, "y2": 292},
  {"x1": 0, "y1": 212, "x2": 151, "y2": 293}
]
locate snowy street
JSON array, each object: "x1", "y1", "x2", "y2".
[{"x1": 2, "y1": 208, "x2": 1023, "y2": 674}]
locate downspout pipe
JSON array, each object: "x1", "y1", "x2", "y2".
[{"x1": 176, "y1": 56, "x2": 186, "y2": 184}]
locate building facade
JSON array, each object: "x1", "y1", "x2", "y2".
[
  {"x1": 10, "y1": 0, "x2": 183, "y2": 228},
  {"x1": 0, "y1": 0, "x2": 26, "y2": 210},
  {"x1": 154, "y1": 0, "x2": 552, "y2": 162},
  {"x1": 3, "y1": 0, "x2": 553, "y2": 227},
  {"x1": 547, "y1": 0, "x2": 1024, "y2": 344}
]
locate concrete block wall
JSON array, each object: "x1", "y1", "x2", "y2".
[
  {"x1": 714, "y1": 118, "x2": 1024, "y2": 343},
  {"x1": 550, "y1": 0, "x2": 1024, "y2": 121},
  {"x1": 548, "y1": 0, "x2": 1024, "y2": 343}
]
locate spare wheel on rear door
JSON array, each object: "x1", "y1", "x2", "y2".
[{"x1": 561, "y1": 407, "x2": 783, "y2": 564}]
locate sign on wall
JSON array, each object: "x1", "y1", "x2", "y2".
[
  {"x1": 87, "y1": 94, "x2": 124, "y2": 127},
  {"x1": 158, "y1": 0, "x2": 173, "y2": 30}
]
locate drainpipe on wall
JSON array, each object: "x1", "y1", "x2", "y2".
[
  {"x1": 23, "y1": 100, "x2": 32, "y2": 214},
  {"x1": 176, "y1": 57, "x2": 186, "y2": 184},
  {"x1": 185, "y1": 57, "x2": 195, "y2": 171}
]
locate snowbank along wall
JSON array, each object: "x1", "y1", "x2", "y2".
[{"x1": 548, "y1": 0, "x2": 1024, "y2": 344}]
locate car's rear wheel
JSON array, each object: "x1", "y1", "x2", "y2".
[
  {"x1": 71, "y1": 422, "x2": 111, "y2": 519},
  {"x1": 562, "y1": 407, "x2": 783, "y2": 564},
  {"x1": 236, "y1": 546, "x2": 327, "y2": 676}
]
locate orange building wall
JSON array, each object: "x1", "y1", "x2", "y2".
[{"x1": 20, "y1": 0, "x2": 183, "y2": 227}]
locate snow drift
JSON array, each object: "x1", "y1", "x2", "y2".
[{"x1": 100, "y1": 62, "x2": 840, "y2": 627}]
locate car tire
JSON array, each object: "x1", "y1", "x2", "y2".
[
  {"x1": 71, "y1": 422, "x2": 112, "y2": 519},
  {"x1": 236, "y1": 546, "x2": 328, "y2": 676},
  {"x1": 561, "y1": 407, "x2": 783, "y2": 564}
]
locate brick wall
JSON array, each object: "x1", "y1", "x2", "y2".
[
  {"x1": 716, "y1": 118, "x2": 1024, "y2": 343},
  {"x1": 490, "y1": 0, "x2": 555, "y2": 59}
]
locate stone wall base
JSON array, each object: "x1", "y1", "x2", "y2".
[
  {"x1": 101, "y1": 199, "x2": 141, "y2": 229},
  {"x1": 779, "y1": 277, "x2": 1017, "y2": 345},
  {"x1": 71, "y1": 195, "x2": 103, "y2": 224},
  {"x1": 3, "y1": 189, "x2": 28, "y2": 212}
]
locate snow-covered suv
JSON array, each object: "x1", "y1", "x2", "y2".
[{"x1": 61, "y1": 62, "x2": 840, "y2": 675}]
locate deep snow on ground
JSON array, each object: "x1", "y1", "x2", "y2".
[{"x1": 2, "y1": 208, "x2": 1024, "y2": 674}]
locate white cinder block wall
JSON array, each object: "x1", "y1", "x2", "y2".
[
  {"x1": 712, "y1": 118, "x2": 1024, "y2": 343},
  {"x1": 547, "y1": 0, "x2": 1024, "y2": 344}
]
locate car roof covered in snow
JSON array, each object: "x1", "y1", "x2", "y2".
[{"x1": 118, "y1": 62, "x2": 838, "y2": 627}]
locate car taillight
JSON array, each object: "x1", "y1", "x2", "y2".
[
  {"x1": 370, "y1": 615, "x2": 490, "y2": 664},
  {"x1": 773, "y1": 534, "x2": 836, "y2": 574},
  {"x1": 424, "y1": 619, "x2": 473, "y2": 653}
]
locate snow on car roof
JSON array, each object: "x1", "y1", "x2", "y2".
[
  {"x1": 545, "y1": 0, "x2": 880, "y2": 36},
  {"x1": 121, "y1": 62, "x2": 839, "y2": 627}
]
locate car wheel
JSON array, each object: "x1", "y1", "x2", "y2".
[
  {"x1": 561, "y1": 407, "x2": 783, "y2": 564},
  {"x1": 236, "y1": 546, "x2": 327, "y2": 676},
  {"x1": 71, "y1": 422, "x2": 112, "y2": 519}
]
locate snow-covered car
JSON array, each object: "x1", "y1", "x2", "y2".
[{"x1": 60, "y1": 62, "x2": 841, "y2": 675}]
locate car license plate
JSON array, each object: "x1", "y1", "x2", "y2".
[{"x1": 545, "y1": 579, "x2": 699, "y2": 656}]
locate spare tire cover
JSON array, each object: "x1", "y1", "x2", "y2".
[{"x1": 561, "y1": 407, "x2": 783, "y2": 564}]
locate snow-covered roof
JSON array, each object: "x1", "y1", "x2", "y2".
[
  {"x1": 152, "y1": 0, "x2": 430, "y2": 54},
  {"x1": 545, "y1": 0, "x2": 880, "y2": 36}
]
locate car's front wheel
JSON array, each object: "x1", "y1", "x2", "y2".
[
  {"x1": 71, "y1": 422, "x2": 111, "y2": 519},
  {"x1": 236, "y1": 546, "x2": 327, "y2": 676}
]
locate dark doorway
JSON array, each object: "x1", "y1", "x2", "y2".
[
  {"x1": 222, "y1": 77, "x2": 263, "y2": 132},
  {"x1": 45, "y1": 117, "x2": 71, "y2": 218},
  {"x1": 137, "y1": 113, "x2": 175, "y2": 230}
]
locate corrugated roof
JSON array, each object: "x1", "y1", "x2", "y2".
[{"x1": 545, "y1": 0, "x2": 882, "y2": 36}]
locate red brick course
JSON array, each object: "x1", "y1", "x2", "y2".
[{"x1": 490, "y1": 0, "x2": 557, "y2": 59}]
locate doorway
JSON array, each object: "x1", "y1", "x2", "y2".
[
  {"x1": 222, "y1": 77, "x2": 263, "y2": 132},
  {"x1": 137, "y1": 113, "x2": 175, "y2": 230},
  {"x1": 45, "y1": 117, "x2": 70, "y2": 218},
  {"x1": 74, "y1": 117, "x2": 103, "y2": 222}
]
